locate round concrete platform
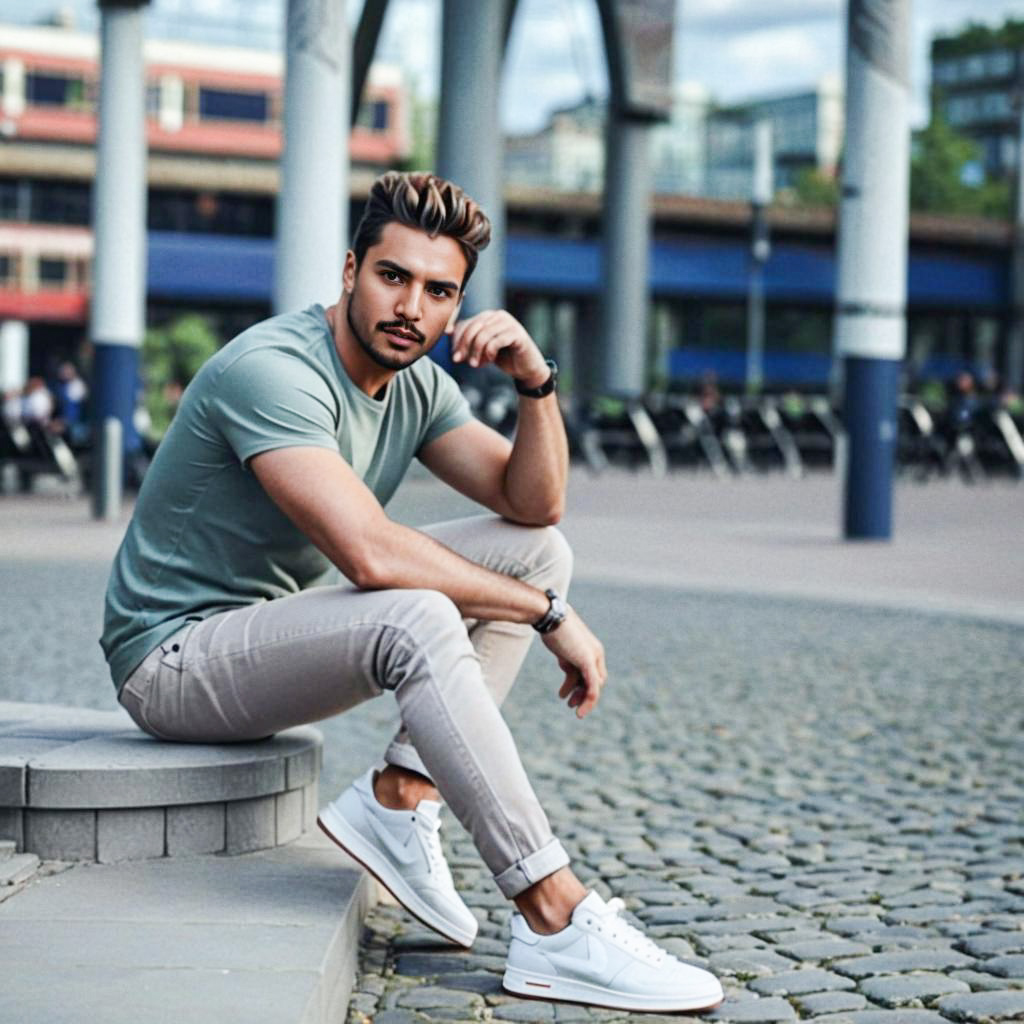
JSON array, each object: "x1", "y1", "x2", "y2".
[{"x1": 0, "y1": 701, "x2": 322, "y2": 863}]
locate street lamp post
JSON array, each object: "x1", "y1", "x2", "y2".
[{"x1": 746, "y1": 119, "x2": 773, "y2": 394}]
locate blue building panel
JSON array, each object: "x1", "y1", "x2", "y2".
[
  {"x1": 144, "y1": 230, "x2": 1006, "y2": 310},
  {"x1": 669, "y1": 348, "x2": 832, "y2": 386},
  {"x1": 148, "y1": 232, "x2": 275, "y2": 300},
  {"x1": 503, "y1": 236, "x2": 601, "y2": 292}
]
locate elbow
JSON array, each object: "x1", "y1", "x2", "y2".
[
  {"x1": 537, "y1": 503, "x2": 564, "y2": 527},
  {"x1": 509, "y1": 501, "x2": 563, "y2": 527},
  {"x1": 346, "y1": 547, "x2": 389, "y2": 590}
]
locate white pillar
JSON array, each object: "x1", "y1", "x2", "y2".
[
  {"x1": 275, "y1": 0, "x2": 349, "y2": 313},
  {"x1": 437, "y1": 0, "x2": 506, "y2": 315},
  {"x1": 90, "y1": 0, "x2": 150, "y2": 518},
  {"x1": 0, "y1": 320, "x2": 29, "y2": 393}
]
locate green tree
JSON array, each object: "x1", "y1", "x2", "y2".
[
  {"x1": 910, "y1": 113, "x2": 1011, "y2": 219},
  {"x1": 141, "y1": 314, "x2": 220, "y2": 438},
  {"x1": 789, "y1": 166, "x2": 840, "y2": 208}
]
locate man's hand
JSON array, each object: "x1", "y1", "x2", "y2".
[
  {"x1": 541, "y1": 608, "x2": 607, "y2": 719},
  {"x1": 451, "y1": 310, "x2": 550, "y2": 389}
]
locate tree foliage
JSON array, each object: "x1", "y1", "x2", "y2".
[
  {"x1": 910, "y1": 113, "x2": 1011, "y2": 219},
  {"x1": 141, "y1": 314, "x2": 221, "y2": 438}
]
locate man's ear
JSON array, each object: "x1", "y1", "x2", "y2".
[
  {"x1": 445, "y1": 297, "x2": 464, "y2": 333},
  {"x1": 341, "y1": 250, "x2": 358, "y2": 294}
]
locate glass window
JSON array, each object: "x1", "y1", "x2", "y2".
[
  {"x1": 25, "y1": 72, "x2": 90, "y2": 110},
  {"x1": 371, "y1": 99, "x2": 389, "y2": 132},
  {"x1": 38, "y1": 257, "x2": 67, "y2": 287},
  {"x1": 0, "y1": 253, "x2": 11, "y2": 286},
  {"x1": 146, "y1": 82, "x2": 162, "y2": 118},
  {"x1": 965, "y1": 55, "x2": 987, "y2": 80},
  {"x1": 989, "y1": 49, "x2": 1014, "y2": 77},
  {"x1": 29, "y1": 180, "x2": 91, "y2": 225},
  {"x1": 198, "y1": 87, "x2": 268, "y2": 122}
]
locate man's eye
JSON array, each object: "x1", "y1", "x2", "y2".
[
  {"x1": 429, "y1": 287, "x2": 451, "y2": 298},
  {"x1": 383, "y1": 270, "x2": 401, "y2": 282}
]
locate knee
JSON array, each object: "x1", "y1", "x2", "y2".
[
  {"x1": 405, "y1": 589, "x2": 465, "y2": 638},
  {"x1": 531, "y1": 524, "x2": 574, "y2": 589}
]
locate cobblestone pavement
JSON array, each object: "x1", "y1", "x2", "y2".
[
  {"x1": 342, "y1": 586, "x2": 1024, "y2": 1024},
  {"x1": 1, "y1": 480, "x2": 1022, "y2": 1023}
]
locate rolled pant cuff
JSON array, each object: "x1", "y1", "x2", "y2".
[
  {"x1": 384, "y1": 741, "x2": 434, "y2": 783},
  {"x1": 493, "y1": 838, "x2": 570, "y2": 899}
]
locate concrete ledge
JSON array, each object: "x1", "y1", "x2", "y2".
[
  {"x1": 0, "y1": 830, "x2": 377, "y2": 1024},
  {"x1": 0, "y1": 702, "x2": 322, "y2": 862}
]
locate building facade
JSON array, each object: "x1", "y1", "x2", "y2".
[
  {"x1": 704, "y1": 76, "x2": 843, "y2": 201},
  {"x1": 930, "y1": 20, "x2": 1024, "y2": 181}
]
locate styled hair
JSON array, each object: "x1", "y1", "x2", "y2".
[{"x1": 351, "y1": 171, "x2": 492, "y2": 290}]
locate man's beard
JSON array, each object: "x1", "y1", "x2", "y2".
[{"x1": 346, "y1": 291, "x2": 429, "y2": 372}]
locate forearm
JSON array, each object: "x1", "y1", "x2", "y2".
[
  {"x1": 354, "y1": 518, "x2": 550, "y2": 623},
  {"x1": 503, "y1": 393, "x2": 569, "y2": 524}
]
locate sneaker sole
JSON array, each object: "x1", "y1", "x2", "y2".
[
  {"x1": 317, "y1": 806, "x2": 476, "y2": 949},
  {"x1": 502, "y1": 966, "x2": 724, "y2": 1013}
]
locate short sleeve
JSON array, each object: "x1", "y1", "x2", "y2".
[
  {"x1": 208, "y1": 349, "x2": 340, "y2": 466},
  {"x1": 419, "y1": 364, "x2": 473, "y2": 449}
]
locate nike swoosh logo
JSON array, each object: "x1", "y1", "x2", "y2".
[
  {"x1": 546, "y1": 937, "x2": 609, "y2": 982},
  {"x1": 364, "y1": 811, "x2": 421, "y2": 867}
]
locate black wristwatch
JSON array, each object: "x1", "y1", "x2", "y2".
[
  {"x1": 532, "y1": 588, "x2": 567, "y2": 634},
  {"x1": 515, "y1": 359, "x2": 558, "y2": 399}
]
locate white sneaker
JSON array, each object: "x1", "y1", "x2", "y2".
[
  {"x1": 317, "y1": 768, "x2": 478, "y2": 948},
  {"x1": 503, "y1": 891, "x2": 724, "y2": 1012}
]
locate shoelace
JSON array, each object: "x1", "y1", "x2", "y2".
[
  {"x1": 584, "y1": 898, "x2": 670, "y2": 965},
  {"x1": 414, "y1": 815, "x2": 454, "y2": 883}
]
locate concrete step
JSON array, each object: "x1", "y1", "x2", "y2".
[
  {"x1": 0, "y1": 851, "x2": 38, "y2": 885},
  {"x1": 0, "y1": 829, "x2": 376, "y2": 1024},
  {"x1": 0, "y1": 701, "x2": 322, "y2": 863}
]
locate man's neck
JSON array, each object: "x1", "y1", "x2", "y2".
[{"x1": 325, "y1": 300, "x2": 395, "y2": 399}]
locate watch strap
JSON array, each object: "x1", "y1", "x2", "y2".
[
  {"x1": 515, "y1": 359, "x2": 558, "y2": 398},
  {"x1": 532, "y1": 588, "x2": 566, "y2": 634}
]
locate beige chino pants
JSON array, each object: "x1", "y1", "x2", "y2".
[{"x1": 118, "y1": 515, "x2": 573, "y2": 898}]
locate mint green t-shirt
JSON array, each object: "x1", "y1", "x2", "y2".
[{"x1": 101, "y1": 304, "x2": 471, "y2": 691}]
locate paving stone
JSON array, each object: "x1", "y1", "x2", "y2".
[
  {"x1": 96, "y1": 807, "x2": 165, "y2": 863},
  {"x1": 396, "y1": 986, "x2": 480, "y2": 1010},
  {"x1": 748, "y1": 969, "x2": 857, "y2": 996},
  {"x1": 709, "y1": 948, "x2": 795, "y2": 977},
  {"x1": 432, "y1": 972, "x2": 503, "y2": 995},
  {"x1": 949, "y1": 970, "x2": 1024, "y2": 993},
  {"x1": 834, "y1": 949, "x2": 976, "y2": 978},
  {"x1": 774, "y1": 939, "x2": 872, "y2": 962},
  {"x1": 857, "y1": 973, "x2": 971, "y2": 1006},
  {"x1": 372, "y1": 1012, "x2": 426, "y2": 1024},
  {"x1": 165, "y1": 803, "x2": 225, "y2": 856},
  {"x1": 795, "y1": 991, "x2": 869, "y2": 1016},
  {"x1": 810, "y1": 1010, "x2": 945, "y2": 1024},
  {"x1": 983, "y1": 955, "x2": 1024, "y2": 979},
  {"x1": 707, "y1": 997, "x2": 797, "y2": 1021},
  {"x1": 492, "y1": 1002, "x2": 557, "y2": 1021},
  {"x1": 959, "y1": 933, "x2": 1024, "y2": 959},
  {"x1": 937, "y1": 990, "x2": 1024, "y2": 1021},
  {"x1": 225, "y1": 794, "x2": 277, "y2": 855}
]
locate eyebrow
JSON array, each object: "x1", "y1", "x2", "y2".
[{"x1": 374, "y1": 259, "x2": 459, "y2": 293}]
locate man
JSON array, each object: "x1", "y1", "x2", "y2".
[{"x1": 102, "y1": 172, "x2": 723, "y2": 1013}]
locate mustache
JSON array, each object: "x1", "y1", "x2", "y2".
[{"x1": 377, "y1": 320, "x2": 426, "y2": 344}]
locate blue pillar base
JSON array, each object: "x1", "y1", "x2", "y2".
[
  {"x1": 842, "y1": 355, "x2": 900, "y2": 540},
  {"x1": 91, "y1": 341, "x2": 141, "y2": 456}
]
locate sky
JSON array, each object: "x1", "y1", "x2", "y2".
[{"x1": 2, "y1": 0, "x2": 1023, "y2": 131}]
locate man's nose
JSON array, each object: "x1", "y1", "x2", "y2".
[{"x1": 395, "y1": 284, "x2": 423, "y2": 321}]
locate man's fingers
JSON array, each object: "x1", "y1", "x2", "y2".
[{"x1": 575, "y1": 662, "x2": 603, "y2": 718}]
